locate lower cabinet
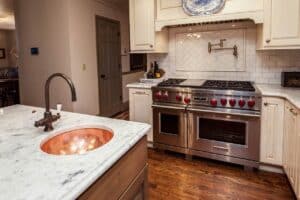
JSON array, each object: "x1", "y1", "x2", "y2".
[
  {"x1": 78, "y1": 137, "x2": 148, "y2": 200},
  {"x1": 260, "y1": 97, "x2": 284, "y2": 165},
  {"x1": 283, "y1": 101, "x2": 300, "y2": 198},
  {"x1": 129, "y1": 88, "x2": 153, "y2": 143},
  {"x1": 260, "y1": 97, "x2": 300, "y2": 198}
]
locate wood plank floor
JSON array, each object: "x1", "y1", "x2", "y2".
[
  {"x1": 113, "y1": 111, "x2": 295, "y2": 200},
  {"x1": 148, "y1": 149, "x2": 295, "y2": 200}
]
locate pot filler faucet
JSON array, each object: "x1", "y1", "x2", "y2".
[{"x1": 35, "y1": 73, "x2": 77, "y2": 132}]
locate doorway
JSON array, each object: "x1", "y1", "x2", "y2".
[{"x1": 96, "y1": 16, "x2": 123, "y2": 117}]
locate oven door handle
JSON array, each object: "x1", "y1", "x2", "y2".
[
  {"x1": 187, "y1": 108, "x2": 260, "y2": 118},
  {"x1": 152, "y1": 104, "x2": 186, "y2": 111}
]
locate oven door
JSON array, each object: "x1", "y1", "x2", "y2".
[
  {"x1": 153, "y1": 105, "x2": 187, "y2": 148},
  {"x1": 188, "y1": 108, "x2": 260, "y2": 161}
]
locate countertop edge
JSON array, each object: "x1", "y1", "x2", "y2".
[
  {"x1": 257, "y1": 84, "x2": 300, "y2": 109},
  {"x1": 63, "y1": 125, "x2": 151, "y2": 200}
]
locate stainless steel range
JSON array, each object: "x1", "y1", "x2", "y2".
[{"x1": 152, "y1": 79, "x2": 262, "y2": 168}]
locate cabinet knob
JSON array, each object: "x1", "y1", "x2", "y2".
[
  {"x1": 264, "y1": 102, "x2": 268, "y2": 106},
  {"x1": 266, "y1": 39, "x2": 271, "y2": 43},
  {"x1": 149, "y1": 44, "x2": 153, "y2": 48},
  {"x1": 290, "y1": 108, "x2": 298, "y2": 116}
]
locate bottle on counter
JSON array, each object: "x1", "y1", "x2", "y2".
[
  {"x1": 146, "y1": 63, "x2": 154, "y2": 79},
  {"x1": 154, "y1": 61, "x2": 161, "y2": 78}
]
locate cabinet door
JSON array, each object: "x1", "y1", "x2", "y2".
[
  {"x1": 264, "y1": 0, "x2": 300, "y2": 48},
  {"x1": 129, "y1": 88, "x2": 153, "y2": 142},
  {"x1": 297, "y1": 108, "x2": 300, "y2": 198},
  {"x1": 129, "y1": 0, "x2": 155, "y2": 51},
  {"x1": 260, "y1": 97, "x2": 284, "y2": 165},
  {"x1": 283, "y1": 102, "x2": 298, "y2": 194}
]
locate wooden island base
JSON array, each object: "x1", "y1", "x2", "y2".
[{"x1": 79, "y1": 136, "x2": 148, "y2": 200}]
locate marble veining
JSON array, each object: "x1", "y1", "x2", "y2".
[
  {"x1": 0, "y1": 105, "x2": 150, "y2": 200},
  {"x1": 257, "y1": 84, "x2": 300, "y2": 109}
]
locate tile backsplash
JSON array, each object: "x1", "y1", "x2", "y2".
[{"x1": 148, "y1": 23, "x2": 300, "y2": 84}]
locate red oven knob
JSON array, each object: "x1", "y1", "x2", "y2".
[
  {"x1": 210, "y1": 98, "x2": 218, "y2": 107},
  {"x1": 229, "y1": 99, "x2": 236, "y2": 107},
  {"x1": 176, "y1": 95, "x2": 182, "y2": 101},
  {"x1": 184, "y1": 97, "x2": 191, "y2": 104},
  {"x1": 248, "y1": 99, "x2": 256, "y2": 108},
  {"x1": 155, "y1": 91, "x2": 162, "y2": 99},
  {"x1": 220, "y1": 98, "x2": 227, "y2": 106},
  {"x1": 238, "y1": 99, "x2": 246, "y2": 107}
]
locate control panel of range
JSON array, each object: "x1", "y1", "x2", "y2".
[
  {"x1": 153, "y1": 90, "x2": 190, "y2": 105},
  {"x1": 153, "y1": 89, "x2": 261, "y2": 111},
  {"x1": 191, "y1": 94, "x2": 259, "y2": 110}
]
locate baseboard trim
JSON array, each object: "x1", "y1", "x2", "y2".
[{"x1": 259, "y1": 164, "x2": 284, "y2": 174}]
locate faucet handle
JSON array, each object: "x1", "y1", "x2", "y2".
[{"x1": 57, "y1": 104, "x2": 62, "y2": 114}]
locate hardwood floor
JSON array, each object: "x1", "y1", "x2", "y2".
[
  {"x1": 148, "y1": 149, "x2": 295, "y2": 200},
  {"x1": 113, "y1": 110, "x2": 129, "y2": 120},
  {"x1": 113, "y1": 111, "x2": 295, "y2": 199}
]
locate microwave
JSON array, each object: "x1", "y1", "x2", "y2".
[{"x1": 281, "y1": 72, "x2": 300, "y2": 88}]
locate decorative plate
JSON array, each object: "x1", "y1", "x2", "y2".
[{"x1": 182, "y1": 0, "x2": 226, "y2": 16}]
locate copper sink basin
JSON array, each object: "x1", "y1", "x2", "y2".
[{"x1": 41, "y1": 128, "x2": 114, "y2": 155}]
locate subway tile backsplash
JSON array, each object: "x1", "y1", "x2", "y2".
[{"x1": 148, "y1": 25, "x2": 300, "y2": 84}]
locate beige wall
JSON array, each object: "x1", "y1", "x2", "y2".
[
  {"x1": 15, "y1": 0, "x2": 74, "y2": 111},
  {"x1": 16, "y1": 0, "x2": 140, "y2": 115},
  {"x1": 67, "y1": 0, "x2": 133, "y2": 115}
]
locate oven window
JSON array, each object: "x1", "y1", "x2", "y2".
[
  {"x1": 198, "y1": 118, "x2": 246, "y2": 145},
  {"x1": 160, "y1": 113, "x2": 179, "y2": 135}
]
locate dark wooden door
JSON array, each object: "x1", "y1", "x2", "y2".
[{"x1": 96, "y1": 16, "x2": 122, "y2": 117}]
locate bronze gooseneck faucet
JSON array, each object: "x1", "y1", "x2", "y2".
[{"x1": 35, "y1": 73, "x2": 77, "y2": 132}]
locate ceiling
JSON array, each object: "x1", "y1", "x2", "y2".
[{"x1": 0, "y1": 0, "x2": 15, "y2": 30}]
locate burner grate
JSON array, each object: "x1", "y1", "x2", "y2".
[{"x1": 201, "y1": 80, "x2": 255, "y2": 91}]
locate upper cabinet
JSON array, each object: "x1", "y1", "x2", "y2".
[
  {"x1": 129, "y1": 0, "x2": 168, "y2": 53},
  {"x1": 155, "y1": 0, "x2": 264, "y2": 31},
  {"x1": 258, "y1": 0, "x2": 300, "y2": 49},
  {"x1": 129, "y1": 0, "x2": 300, "y2": 52}
]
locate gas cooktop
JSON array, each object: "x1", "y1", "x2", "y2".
[
  {"x1": 201, "y1": 80, "x2": 255, "y2": 92},
  {"x1": 158, "y1": 79, "x2": 255, "y2": 92}
]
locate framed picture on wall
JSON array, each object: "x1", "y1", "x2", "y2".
[{"x1": 0, "y1": 49, "x2": 6, "y2": 59}]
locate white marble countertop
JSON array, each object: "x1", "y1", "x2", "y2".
[
  {"x1": 126, "y1": 82, "x2": 159, "y2": 89},
  {"x1": 0, "y1": 105, "x2": 150, "y2": 200},
  {"x1": 257, "y1": 84, "x2": 300, "y2": 109}
]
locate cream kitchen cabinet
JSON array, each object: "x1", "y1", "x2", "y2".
[
  {"x1": 129, "y1": 88, "x2": 153, "y2": 143},
  {"x1": 283, "y1": 101, "x2": 300, "y2": 197},
  {"x1": 129, "y1": 0, "x2": 168, "y2": 53},
  {"x1": 258, "y1": 0, "x2": 300, "y2": 49},
  {"x1": 260, "y1": 97, "x2": 284, "y2": 166}
]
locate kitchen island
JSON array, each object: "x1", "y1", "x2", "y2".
[{"x1": 0, "y1": 105, "x2": 150, "y2": 200}]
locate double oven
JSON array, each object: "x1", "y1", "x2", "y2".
[{"x1": 152, "y1": 88, "x2": 261, "y2": 167}]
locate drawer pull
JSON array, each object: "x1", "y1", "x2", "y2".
[
  {"x1": 213, "y1": 146, "x2": 229, "y2": 152},
  {"x1": 266, "y1": 39, "x2": 271, "y2": 43},
  {"x1": 135, "y1": 91, "x2": 146, "y2": 95},
  {"x1": 264, "y1": 102, "x2": 278, "y2": 106},
  {"x1": 290, "y1": 108, "x2": 298, "y2": 116}
]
